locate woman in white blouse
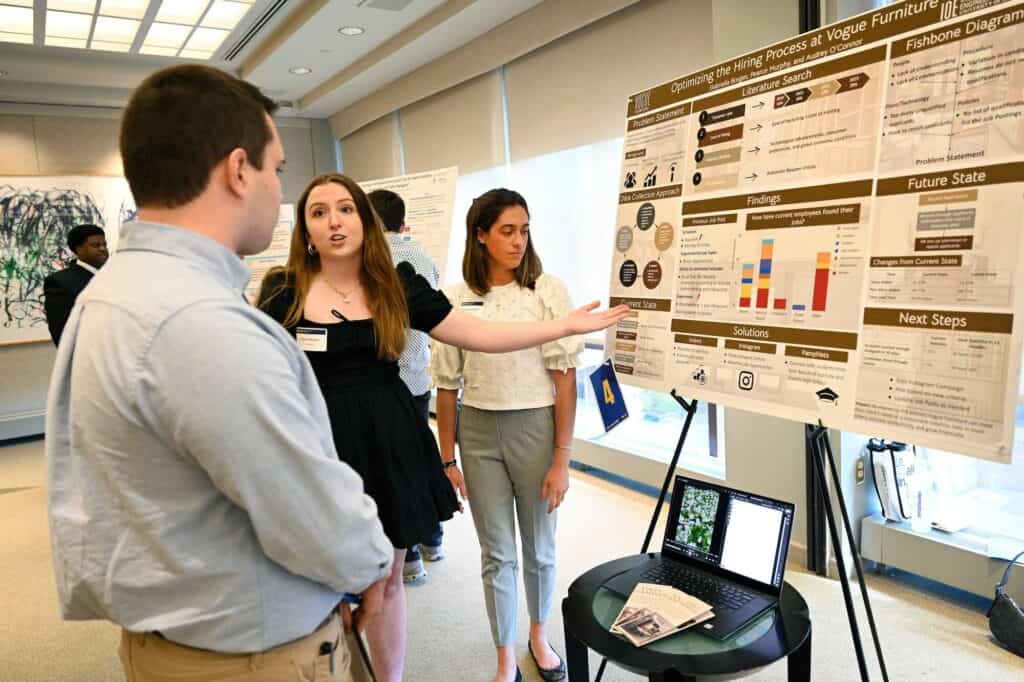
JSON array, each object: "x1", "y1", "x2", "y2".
[{"x1": 433, "y1": 189, "x2": 580, "y2": 682}]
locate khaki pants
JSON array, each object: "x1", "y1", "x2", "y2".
[{"x1": 118, "y1": 614, "x2": 373, "y2": 682}]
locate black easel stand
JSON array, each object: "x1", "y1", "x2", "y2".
[
  {"x1": 806, "y1": 421, "x2": 888, "y2": 682},
  {"x1": 593, "y1": 391, "x2": 699, "y2": 682}
]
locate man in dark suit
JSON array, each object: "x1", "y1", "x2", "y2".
[{"x1": 44, "y1": 224, "x2": 108, "y2": 345}]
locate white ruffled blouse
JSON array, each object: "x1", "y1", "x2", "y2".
[{"x1": 431, "y1": 274, "x2": 583, "y2": 410}]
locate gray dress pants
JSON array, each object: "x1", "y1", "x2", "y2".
[{"x1": 458, "y1": 404, "x2": 557, "y2": 647}]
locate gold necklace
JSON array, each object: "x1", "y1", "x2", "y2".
[{"x1": 325, "y1": 278, "x2": 360, "y2": 304}]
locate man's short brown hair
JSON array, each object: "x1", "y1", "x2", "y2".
[{"x1": 120, "y1": 65, "x2": 278, "y2": 208}]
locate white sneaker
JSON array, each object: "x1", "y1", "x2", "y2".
[
  {"x1": 422, "y1": 544, "x2": 445, "y2": 562},
  {"x1": 403, "y1": 558, "x2": 427, "y2": 584}
]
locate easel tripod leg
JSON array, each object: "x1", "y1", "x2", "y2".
[
  {"x1": 808, "y1": 437, "x2": 870, "y2": 681},
  {"x1": 817, "y1": 428, "x2": 889, "y2": 682},
  {"x1": 594, "y1": 395, "x2": 699, "y2": 682}
]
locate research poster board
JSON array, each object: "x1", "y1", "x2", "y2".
[
  {"x1": 0, "y1": 176, "x2": 135, "y2": 345},
  {"x1": 359, "y1": 167, "x2": 458, "y2": 283},
  {"x1": 607, "y1": 0, "x2": 1024, "y2": 462},
  {"x1": 244, "y1": 204, "x2": 295, "y2": 302}
]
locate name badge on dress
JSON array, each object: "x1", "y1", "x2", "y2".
[{"x1": 295, "y1": 327, "x2": 328, "y2": 352}]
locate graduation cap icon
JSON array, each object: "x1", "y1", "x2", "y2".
[{"x1": 816, "y1": 387, "x2": 839, "y2": 404}]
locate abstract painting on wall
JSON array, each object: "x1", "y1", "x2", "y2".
[{"x1": 0, "y1": 176, "x2": 135, "y2": 345}]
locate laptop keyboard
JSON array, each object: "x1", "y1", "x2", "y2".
[{"x1": 639, "y1": 563, "x2": 756, "y2": 612}]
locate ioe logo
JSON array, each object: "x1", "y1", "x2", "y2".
[{"x1": 633, "y1": 91, "x2": 651, "y2": 114}]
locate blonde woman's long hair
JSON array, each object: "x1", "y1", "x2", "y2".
[{"x1": 259, "y1": 173, "x2": 409, "y2": 359}]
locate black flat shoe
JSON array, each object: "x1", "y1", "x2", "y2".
[
  {"x1": 515, "y1": 666, "x2": 522, "y2": 682},
  {"x1": 528, "y1": 641, "x2": 566, "y2": 682}
]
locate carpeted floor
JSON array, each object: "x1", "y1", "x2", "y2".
[{"x1": 2, "y1": 436, "x2": 1021, "y2": 681}]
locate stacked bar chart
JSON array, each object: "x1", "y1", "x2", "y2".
[
  {"x1": 735, "y1": 241, "x2": 836, "y2": 316},
  {"x1": 739, "y1": 264, "x2": 754, "y2": 307},
  {"x1": 813, "y1": 251, "x2": 831, "y2": 311},
  {"x1": 756, "y1": 239, "x2": 774, "y2": 309}
]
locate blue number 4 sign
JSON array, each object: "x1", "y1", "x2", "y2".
[{"x1": 589, "y1": 360, "x2": 629, "y2": 432}]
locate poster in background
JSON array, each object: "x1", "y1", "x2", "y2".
[
  {"x1": 0, "y1": 176, "x2": 135, "y2": 345},
  {"x1": 607, "y1": 0, "x2": 1024, "y2": 462},
  {"x1": 244, "y1": 204, "x2": 295, "y2": 302},
  {"x1": 359, "y1": 167, "x2": 458, "y2": 283}
]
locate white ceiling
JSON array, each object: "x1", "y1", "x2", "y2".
[
  {"x1": 0, "y1": 0, "x2": 544, "y2": 117},
  {"x1": 244, "y1": 0, "x2": 451, "y2": 101}
]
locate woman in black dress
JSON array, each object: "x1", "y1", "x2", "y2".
[{"x1": 257, "y1": 173, "x2": 627, "y2": 682}]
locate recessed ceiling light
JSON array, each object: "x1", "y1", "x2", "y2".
[
  {"x1": 289, "y1": 66, "x2": 312, "y2": 75},
  {"x1": 338, "y1": 26, "x2": 364, "y2": 36}
]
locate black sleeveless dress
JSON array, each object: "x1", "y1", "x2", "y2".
[{"x1": 258, "y1": 262, "x2": 460, "y2": 549}]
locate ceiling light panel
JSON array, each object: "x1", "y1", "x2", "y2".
[
  {"x1": 46, "y1": 10, "x2": 93, "y2": 39},
  {"x1": 0, "y1": 32, "x2": 33, "y2": 45},
  {"x1": 92, "y1": 15, "x2": 139, "y2": 43},
  {"x1": 179, "y1": 49, "x2": 214, "y2": 60},
  {"x1": 98, "y1": 0, "x2": 148, "y2": 20},
  {"x1": 184, "y1": 26, "x2": 229, "y2": 53},
  {"x1": 201, "y1": 1, "x2": 249, "y2": 30},
  {"x1": 26, "y1": 0, "x2": 249, "y2": 60},
  {"x1": 90, "y1": 39, "x2": 132, "y2": 52},
  {"x1": 155, "y1": 0, "x2": 206, "y2": 25},
  {"x1": 48, "y1": 0, "x2": 97, "y2": 13},
  {"x1": 138, "y1": 44, "x2": 178, "y2": 56},
  {"x1": 142, "y1": 21, "x2": 190, "y2": 48},
  {"x1": 46, "y1": 36, "x2": 88, "y2": 48},
  {"x1": 0, "y1": 5, "x2": 33, "y2": 34}
]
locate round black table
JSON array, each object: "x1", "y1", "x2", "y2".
[{"x1": 562, "y1": 554, "x2": 812, "y2": 681}]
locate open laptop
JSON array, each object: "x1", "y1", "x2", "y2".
[{"x1": 605, "y1": 475, "x2": 795, "y2": 640}]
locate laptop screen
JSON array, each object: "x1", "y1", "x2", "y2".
[{"x1": 663, "y1": 476, "x2": 795, "y2": 591}]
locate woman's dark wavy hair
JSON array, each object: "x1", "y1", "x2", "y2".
[{"x1": 462, "y1": 188, "x2": 541, "y2": 296}]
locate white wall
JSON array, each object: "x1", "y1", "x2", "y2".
[{"x1": 0, "y1": 104, "x2": 336, "y2": 441}]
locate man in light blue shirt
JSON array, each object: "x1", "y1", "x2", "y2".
[
  {"x1": 46, "y1": 65, "x2": 391, "y2": 680},
  {"x1": 368, "y1": 189, "x2": 445, "y2": 585}
]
